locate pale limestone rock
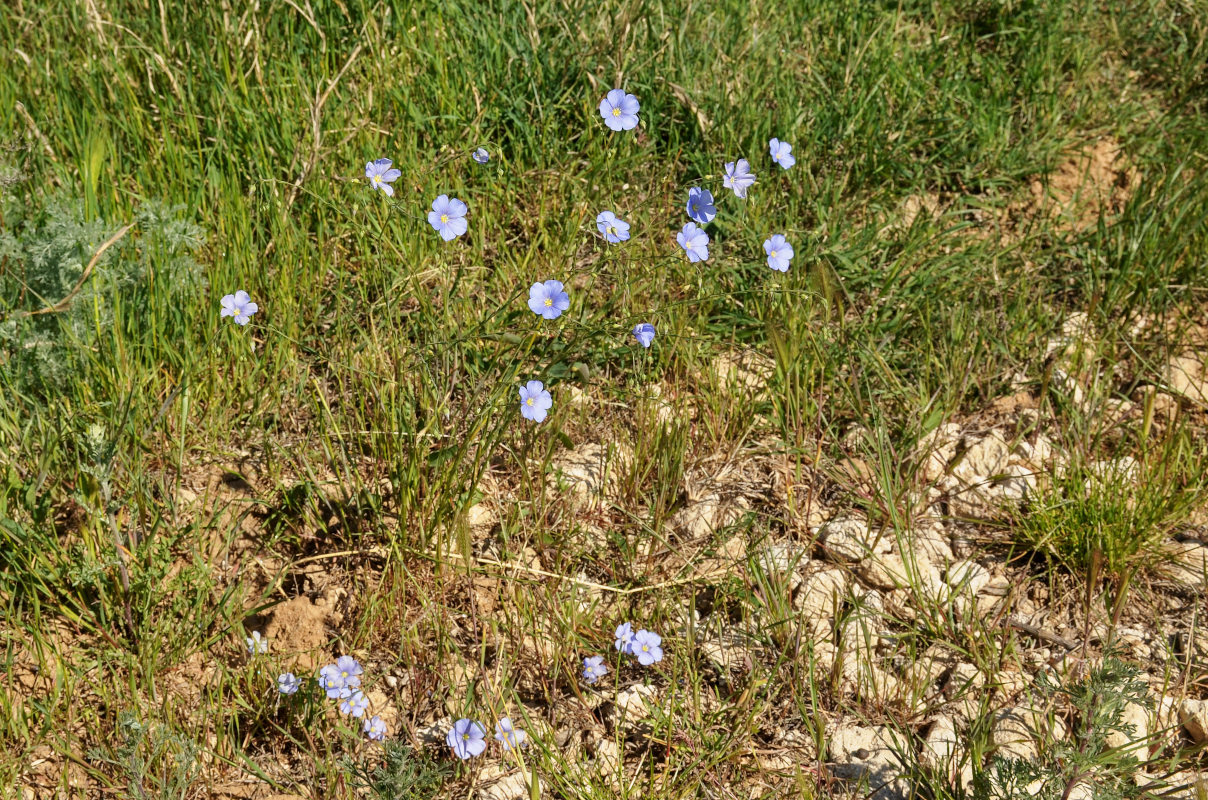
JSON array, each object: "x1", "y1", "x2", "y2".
[
  {"x1": 1066, "y1": 784, "x2": 1094, "y2": 800},
  {"x1": 908, "y1": 521, "x2": 955, "y2": 566},
  {"x1": 605, "y1": 684, "x2": 656, "y2": 729},
  {"x1": 946, "y1": 559, "x2": 991, "y2": 596},
  {"x1": 1167, "y1": 353, "x2": 1208, "y2": 405},
  {"x1": 946, "y1": 432, "x2": 1033, "y2": 517},
  {"x1": 817, "y1": 516, "x2": 889, "y2": 562},
  {"x1": 990, "y1": 705, "x2": 1064, "y2": 760},
  {"x1": 826, "y1": 720, "x2": 909, "y2": 799},
  {"x1": 921, "y1": 715, "x2": 959, "y2": 769},
  {"x1": 477, "y1": 770, "x2": 534, "y2": 800},
  {"x1": 416, "y1": 716, "x2": 453, "y2": 745},
  {"x1": 549, "y1": 443, "x2": 629, "y2": 508},
  {"x1": 857, "y1": 551, "x2": 942, "y2": 593},
  {"x1": 1165, "y1": 541, "x2": 1208, "y2": 587},
  {"x1": 699, "y1": 628, "x2": 753, "y2": 673},
  {"x1": 757, "y1": 540, "x2": 810, "y2": 580},
  {"x1": 466, "y1": 502, "x2": 496, "y2": 539},
  {"x1": 592, "y1": 739, "x2": 622, "y2": 772},
  {"x1": 670, "y1": 494, "x2": 749, "y2": 539},
  {"x1": 1179, "y1": 698, "x2": 1208, "y2": 743},
  {"x1": 916, "y1": 423, "x2": 962, "y2": 483},
  {"x1": 793, "y1": 567, "x2": 850, "y2": 631},
  {"x1": 1105, "y1": 701, "x2": 1150, "y2": 753}
]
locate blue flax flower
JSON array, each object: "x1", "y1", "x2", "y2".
[
  {"x1": 519, "y1": 381, "x2": 552, "y2": 423},
  {"x1": 334, "y1": 655, "x2": 363, "y2": 682},
  {"x1": 318, "y1": 668, "x2": 354, "y2": 699},
  {"x1": 245, "y1": 631, "x2": 267, "y2": 654},
  {"x1": 428, "y1": 195, "x2": 469, "y2": 241},
  {"x1": 447, "y1": 719, "x2": 487, "y2": 760},
  {"x1": 686, "y1": 187, "x2": 717, "y2": 225},
  {"x1": 599, "y1": 89, "x2": 640, "y2": 131},
  {"x1": 677, "y1": 222, "x2": 710, "y2": 262},
  {"x1": 763, "y1": 235, "x2": 794, "y2": 272},
  {"x1": 472, "y1": 147, "x2": 489, "y2": 164},
  {"x1": 318, "y1": 656, "x2": 362, "y2": 700},
  {"x1": 495, "y1": 718, "x2": 527, "y2": 751},
  {"x1": 614, "y1": 622, "x2": 635, "y2": 654},
  {"x1": 769, "y1": 139, "x2": 796, "y2": 170},
  {"x1": 318, "y1": 665, "x2": 346, "y2": 699},
  {"x1": 631, "y1": 630, "x2": 664, "y2": 665},
  {"x1": 596, "y1": 211, "x2": 630, "y2": 243},
  {"x1": 723, "y1": 159, "x2": 756, "y2": 199},
  {"x1": 582, "y1": 656, "x2": 609, "y2": 684},
  {"x1": 632, "y1": 323, "x2": 656, "y2": 348},
  {"x1": 364, "y1": 715, "x2": 387, "y2": 741},
  {"x1": 276, "y1": 673, "x2": 300, "y2": 694},
  {"x1": 528, "y1": 280, "x2": 570, "y2": 320},
  {"x1": 221, "y1": 291, "x2": 258, "y2": 326},
  {"x1": 339, "y1": 690, "x2": 370, "y2": 718},
  {"x1": 365, "y1": 158, "x2": 401, "y2": 196}
]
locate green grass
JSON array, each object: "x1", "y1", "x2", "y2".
[{"x1": 2, "y1": 0, "x2": 1208, "y2": 797}]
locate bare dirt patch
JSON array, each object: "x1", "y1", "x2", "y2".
[{"x1": 1026, "y1": 137, "x2": 1137, "y2": 232}]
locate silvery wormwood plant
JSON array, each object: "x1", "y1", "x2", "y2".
[
  {"x1": 0, "y1": 194, "x2": 203, "y2": 397},
  {"x1": 972, "y1": 658, "x2": 1153, "y2": 800}
]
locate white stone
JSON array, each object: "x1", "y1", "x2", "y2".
[
  {"x1": 606, "y1": 684, "x2": 656, "y2": 728},
  {"x1": 1105, "y1": 701, "x2": 1150, "y2": 753},
  {"x1": 1179, "y1": 698, "x2": 1208, "y2": 743},
  {"x1": 699, "y1": 628, "x2": 753, "y2": 673},
  {"x1": 1066, "y1": 783, "x2": 1094, "y2": 800},
  {"x1": 669, "y1": 494, "x2": 748, "y2": 539},
  {"x1": 908, "y1": 522, "x2": 955, "y2": 566},
  {"x1": 944, "y1": 431, "x2": 1037, "y2": 517},
  {"x1": 416, "y1": 716, "x2": 453, "y2": 745},
  {"x1": 826, "y1": 720, "x2": 909, "y2": 799},
  {"x1": 991, "y1": 706, "x2": 1059, "y2": 760},
  {"x1": 757, "y1": 541, "x2": 810, "y2": 578},
  {"x1": 946, "y1": 560, "x2": 991, "y2": 596},
  {"x1": 921, "y1": 715, "x2": 959, "y2": 769},
  {"x1": 793, "y1": 567, "x2": 850, "y2": 628},
  {"x1": 1165, "y1": 541, "x2": 1208, "y2": 587},
  {"x1": 817, "y1": 516, "x2": 889, "y2": 562},
  {"x1": 548, "y1": 443, "x2": 629, "y2": 507},
  {"x1": 1166, "y1": 353, "x2": 1208, "y2": 405},
  {"x1": 916, "y1": 423, "x2": 962, "y2": 483},
  {"x1": 857, "y1": 551, "x2": 942, "y2": 593},
  {"x1": 466, "y1": 502, "x2": 496, "y2": 538},
  {"x1": 593, "y1": 739, "x2": 622, "y2": 772},
  {"x1": 478, "y1": 770, "x2": 533, "y2": 800}
]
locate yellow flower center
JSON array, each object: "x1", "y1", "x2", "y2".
[
  {"x1": 612, "y1": 107, "x2": 621, "y2": 117},
  {"x1": 544, "y1": 298, "x2": 553, "y2": 307},
  {"x1": 526, "y1": 398, "x2": 534, "y2": 406},
  {"x1": 440, "y1": 214, "x2": 449, "y2": 223},
  {"x1": 372, "y1": 175, "x2": 380, "y2": 183},
  {"x1": 641, "y1": 645, "x2": 649, "y2": 652},
  {"x1": 607, "y1": 225, "x2": 616, "y2": 235},
  {"x1": 770, "y1": 250, "x2": 778, "y2": 259},
  {"x1": 462, "y1": 733, "x2": 470, "y2": 740}
]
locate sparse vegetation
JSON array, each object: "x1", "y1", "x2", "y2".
[{"x1": 2, "y1": 1, "x2": 1207, "y2": 799}]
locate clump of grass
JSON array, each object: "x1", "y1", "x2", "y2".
[{"x1": 1014, "y1": 430, "x2": 1206, "y2": 582}]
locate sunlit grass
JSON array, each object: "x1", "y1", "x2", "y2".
[{"x1": 1, "y1": 0, "x2": 1207, "y2": 796}]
